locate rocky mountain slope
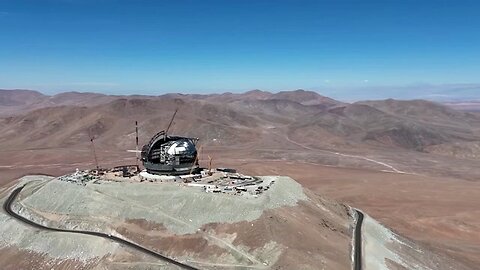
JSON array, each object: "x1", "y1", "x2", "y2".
[{"x1": 1, "y1": 89, "x2": 479, "y2": 156}]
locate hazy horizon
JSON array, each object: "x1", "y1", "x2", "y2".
[{"x1": 2, "y1": 82, "x2": 480, "y2": 102}]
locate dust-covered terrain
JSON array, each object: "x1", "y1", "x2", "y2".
[
  {"x1": 1, "y1": 175, "x2": 353, "y2": 269},
  {"x1": 0, "y1": 89, "x2": 479, "y2": 269},
  {"x1": 0, "y1": 174, "x2": 472, "y2": 270}
]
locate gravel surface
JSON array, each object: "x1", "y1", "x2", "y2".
[
  {"x1": 20, "y1": 175, "x2": 307, "y2": 234},
  {"x1": 362, "y1": 214, "x2": 406, "y2": 270},
  {"x1": 0, "y1": 177, "x2": 119, "y2": 262},
  {"x1": 362, "y1": 214, "x2": 472, "y2": 270}
]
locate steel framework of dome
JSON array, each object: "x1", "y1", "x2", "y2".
[{"x1": 141, "y1": 130, "x2": 199, "y2": 175}]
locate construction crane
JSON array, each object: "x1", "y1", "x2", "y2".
[
  {"x1": 189, "y1": 144, "x2": 203, "y2": 175},
  {"x1": 88, "y1": 132, "x2": 99, "y2": 170},
  {"x1": 164, "y1": 108, "x2": 178, "y2": 140}
]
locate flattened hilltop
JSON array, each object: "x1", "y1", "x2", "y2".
[
  {"x1": 1, "y1": 175, "x2": 352, "y2": 269},
  {"x1": 0, "y1": 175, "x2": 473, "y2": 269}
]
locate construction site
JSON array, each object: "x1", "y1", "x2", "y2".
[
  {"x1": 60, "y1": 110, "x2": 275, "y2": 197},
  {"x1": 59, "y1": 167, "x2": 274, "y2": 197}
]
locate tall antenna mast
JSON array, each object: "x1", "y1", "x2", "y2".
[
  {"x1": 165, "y1": 108, "x2": 178, "y2": 140},
  {"x1": 135, "y1": 121, "x2": 139, "y2": 168},
  {"x1": 89, "y1": 133, "x2": 99, "y2": 170}
]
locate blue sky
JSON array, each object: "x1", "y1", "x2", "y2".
[{"x1": 0, "y1": 0, "x2": 479, "y2": 99}]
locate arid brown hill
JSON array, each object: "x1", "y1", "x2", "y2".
[
  {"x1": 0, "y1": 89, "x2": 342, "y2": 116},
  {"x1": 1, "y1": 90, "x2": 480, "y2": 156}
]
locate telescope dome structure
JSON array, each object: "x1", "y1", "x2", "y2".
[{"x1": 141, "y1": 130, "x2": 199, "y2": 175}]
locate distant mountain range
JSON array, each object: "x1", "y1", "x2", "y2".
[
  {"x1": 0, "y1": 89, "x2": 343, "y2": 116},
  {"x1": 1, "y1": 89, "x2": 479, "y2": 159}
]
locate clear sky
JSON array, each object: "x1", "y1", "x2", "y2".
[{"x1": 0, "y1": 0, "x2": 479, "y2": 97}]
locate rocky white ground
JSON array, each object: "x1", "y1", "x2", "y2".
[
  {"x1": 0, "y1": 174, "x2": 474, "y2": 269},
  {"x1": 19, "y1": 175, "x2": 306, "y2": 234},
  {"x1": 1, "y1": 175, "x2": 350, "y2": 269},
  {"x1": 0, "y1": 176, "x2": 130, "y2": 269},
  {"x1": 362, "y1": 214, "x2": 472, "y2": 270}
]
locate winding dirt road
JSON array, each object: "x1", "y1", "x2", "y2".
[
  {"x1": 285, "y1": 135, "x2": 406, "y2": 173},
  {"x1": 2, "y1": 185, "x2": 198, "y2": 270}
]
